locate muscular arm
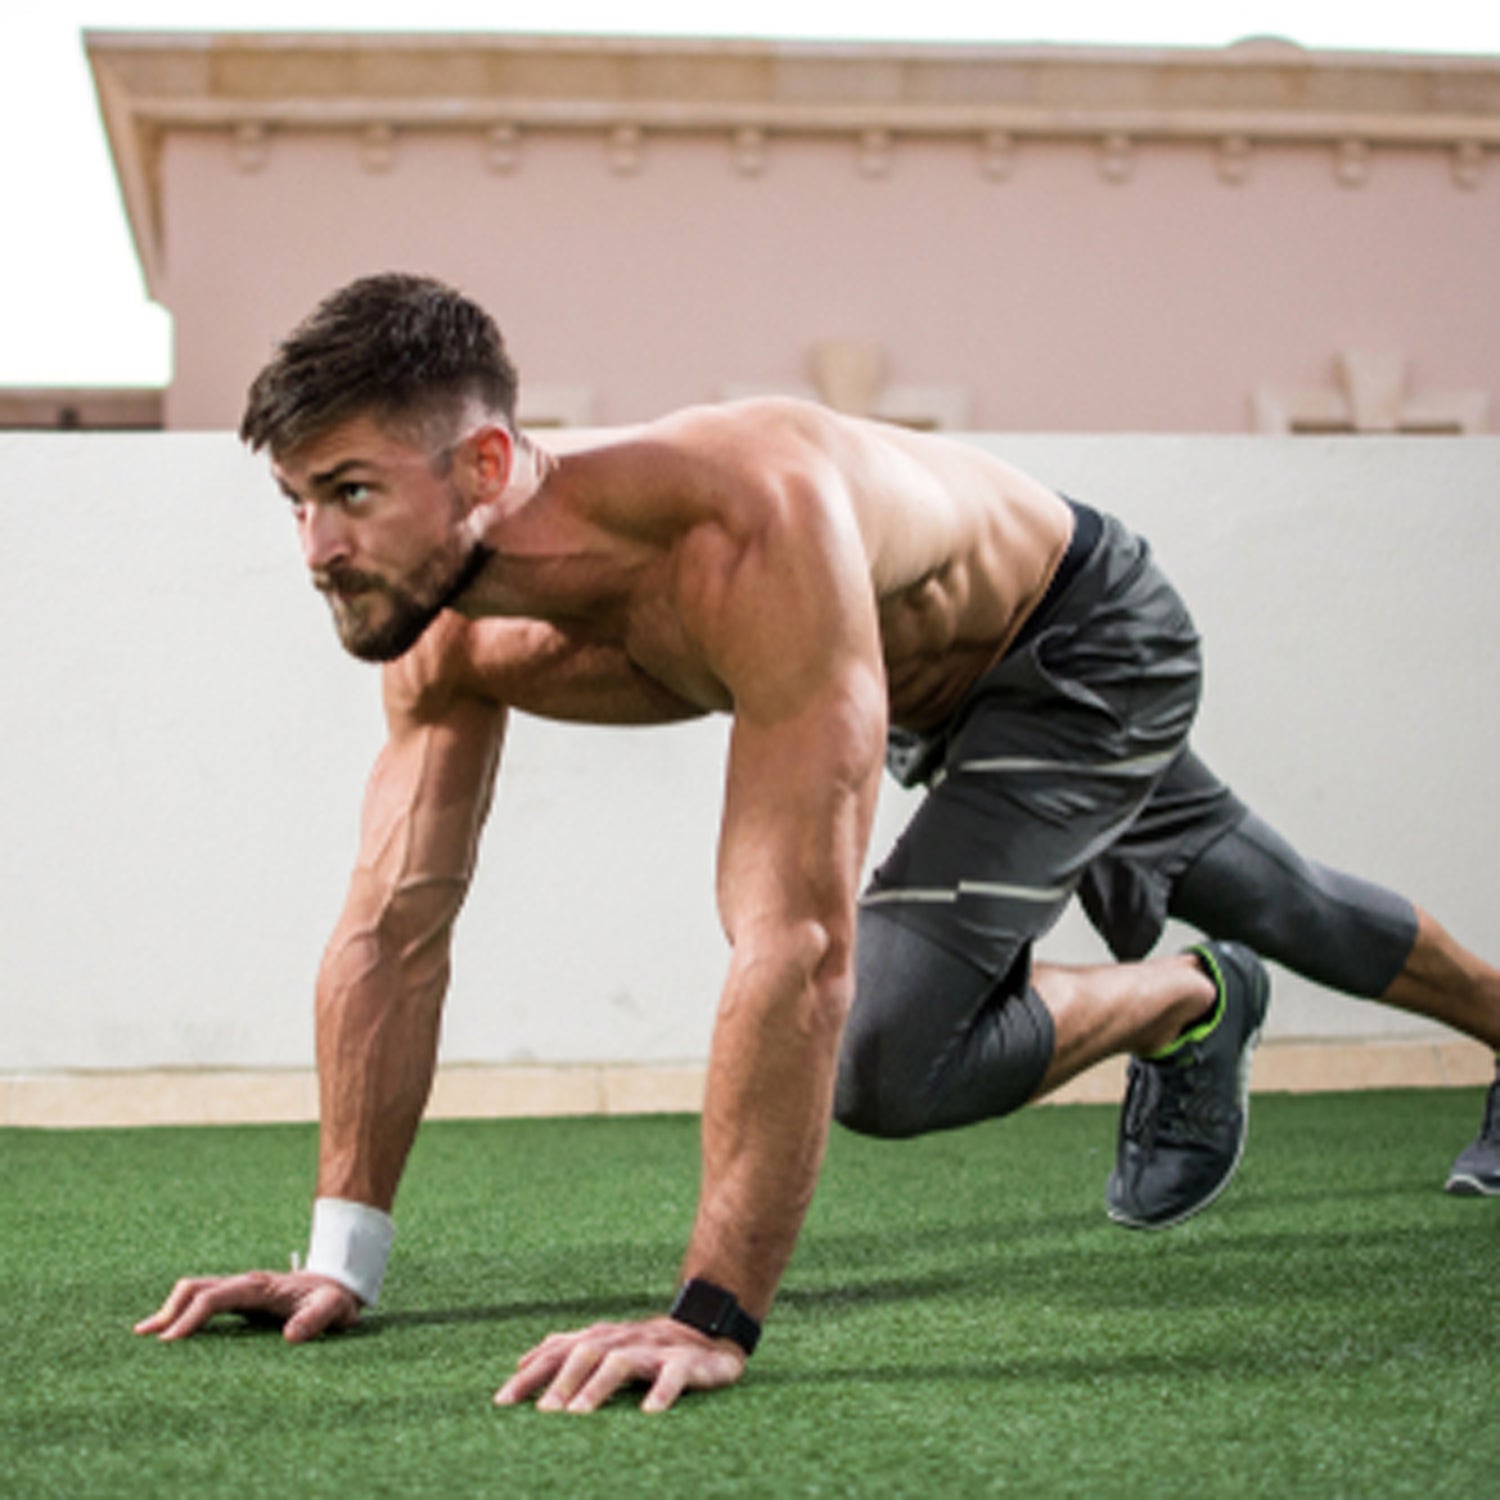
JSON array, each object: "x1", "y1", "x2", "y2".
[
  {"x1": 497, "y1": 451, "x2": 888, "y2": 1411},
  {"x1": 137, "y1": 663, "x2": 503, "y2": 1343},
  {"x1": 315, "y1": 676, "x2": 504, "y2": 1209},
  {"x1": 316, "y1": 612, "x2": 703, "y2": 1208},
  {"x1": 681, "y1": 480, "x2": 887, "y2": 1315}
]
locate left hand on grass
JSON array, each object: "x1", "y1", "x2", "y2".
[
  {"x1": 494, "y1": 1316, "x2": 746, "y2": 1413},
  {"x1": 134, "y1": 1271, "x2": 361, "y2": 1343}
]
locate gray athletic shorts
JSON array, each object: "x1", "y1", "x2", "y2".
[{"x1": 845, "y1": 506, "x2": 1245, "y2": 1125}]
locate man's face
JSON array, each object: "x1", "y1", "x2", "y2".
[{"x1": 272, "y1": 414, "x2": 483, "y2": 662}]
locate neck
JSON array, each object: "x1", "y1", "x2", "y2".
[
  {"x1": 452, "y1": 435, "x2": 596, "y2": 620},
  {"x1": 440, "y1": 540, "x2": 497, "y2": 613},
  {"x1": 500, "y1": 432, "x2": 561, "y2": 519}
]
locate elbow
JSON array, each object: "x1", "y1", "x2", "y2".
[
  {"x1": 803, "y1": 956, "x2": 855, "y2": 1046},
  {"x1": 803, "y1": 917, "x2": 857, "y2": 1034},
  {"x1": 731, "y1": 916, "x2": 855, "y2": 1042},
  {"x1": 808, "y1": 977, "x2": 854, "y2": 1051}
]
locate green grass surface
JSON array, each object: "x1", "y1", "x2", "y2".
[{"x1": 2, "y1": 1090, "x2": 1495, "y2": 1497}]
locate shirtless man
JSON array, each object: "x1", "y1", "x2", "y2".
[{"x1": 136, "y1": 275, "x2": 1500, "y2": 1412}]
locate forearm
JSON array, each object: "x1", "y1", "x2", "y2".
[
  {"x1": 681, "y1": 925, "x2": 852, "y2": 1320},
  {"x1": 313, "y1": 903, "x2": 453, "y2": 1211}
]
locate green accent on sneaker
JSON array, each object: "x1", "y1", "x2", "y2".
[
  {"x1": 1144, "y1": 944, "x2": 1226, "y2": 1061},
  {"x1": 1106, "y1": 940, "x2": 1270, "y2": 1230}
]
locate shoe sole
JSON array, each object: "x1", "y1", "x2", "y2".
[
  {"x1": 1443, "y1": 1172, "x2": 1500, "y2": 1197},
  {"x1": 1107, "y1": 961, "x2": 1267, "y2": 1231}
]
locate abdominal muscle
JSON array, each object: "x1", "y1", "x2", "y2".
[
  {"x1": 821, "y1": 414, "x2": 1075, "y2": 730},
  {"x1": 874, "y1": 507, "x2": 1074, "y2": 731},
  {"x1": 615, "y1": 477, "x2": 1074, "y2": 730}
]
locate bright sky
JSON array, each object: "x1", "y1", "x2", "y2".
[{"x1": 5, "y1": 2, "x2": 1498, "y2": 388}]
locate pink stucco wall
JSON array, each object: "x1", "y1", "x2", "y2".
[{"x1": 159, "y1": 127, "x2": 1499, "y2": 432}]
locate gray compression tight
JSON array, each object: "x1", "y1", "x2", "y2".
[
  {"x1": 1167, "y1": 809, "x2": 1419, "y2": 1000},
  {"x1": 834, "y1": 808, "x2": 1420, "y2": 1142}
]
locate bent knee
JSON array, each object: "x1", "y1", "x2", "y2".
[{"x1": 832, "y1": 1024, "x2": 930, "y2": 1139}]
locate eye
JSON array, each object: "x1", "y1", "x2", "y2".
[{"x1": 336, "y1": 481, "x2": 374, "y2": 511}]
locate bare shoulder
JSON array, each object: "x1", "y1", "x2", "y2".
[
  {"x1": 544, "y1": 396, "x2": 1053, "y2": 521},
  {"x1": 633, "y1": 401, "x2": 874, "y2": 578},
  {"x1": 606, "y1": 400, "x2": 1061, "y2": 560},
  {"x1": 379, "y1": 614, "x2": 500, "y2": 727},
  {"x1": 550, "y1": 399, "x2": 850, "y2": 536},
  {"x1": 646, "y1": 396, "x2": 835, "y2": 454}
]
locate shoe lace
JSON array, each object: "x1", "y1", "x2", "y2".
[{"x1": 1123, "y1": 1050, "x2": 1231, "y2": 1152}]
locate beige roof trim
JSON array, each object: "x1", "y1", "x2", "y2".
[{"x1": 86, "y1": 31, "x2": 1500, "y2": 297}]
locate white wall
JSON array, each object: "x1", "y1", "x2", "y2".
[{"x1": 1, "y1": 433, "x2": 1496, "y2": 1075}]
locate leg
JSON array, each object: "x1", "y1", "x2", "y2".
[
  {"x1": 840, "y1": 508, "x2": 1207, "y2": 1139},
  {"x1": 837, "y1": 922, "x2": 1271, "y2": 1229},
  {"x1": 1166, "y1": 806, "x2": 1418, "y2": 995},
  {"x1": 839, "y1": 712, "x2": 1202, "y2": 1138},
  {"x1": 1163, "y1": 802, "x2": 1500, "y2": 1195},
  {"x1": 1385, "y1": 908, "x2": 1500, "y2": 1197},
  {"x1": 1167, "y1": 805, "x2": 1500, "y2": 1043},
  {"x1": 1380, "y1": 907, "x2": 1500, "y2": 1049},
  {"x1": 835, "y1": 910, "x2": 1054, "y2": 1138},
  {"x1": 1029, "y1": 951, "x2": 1215, "y2": 1098},
  {"x1": 1031, "y1": 943, "x2": 1272, "y2": 1229},
  {"x1": 1086, "y1": 749, "x2": 1500, "y2": 1046},
  {"x1": 835, "y1": 916, "x2": 1229, "y2": 1135}
]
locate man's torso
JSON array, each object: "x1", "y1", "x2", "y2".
[{"x1": 401, "y1": 398, "x2": 1073, "y2": 733}]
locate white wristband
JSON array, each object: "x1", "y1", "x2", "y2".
[{"x1": 304, "y1": 1198, "x2": 395, "y2": 1307}]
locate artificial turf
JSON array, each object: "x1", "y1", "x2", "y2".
[{"x1": 1, "y1": 1088, "x2": 1495, "y2": 1497}]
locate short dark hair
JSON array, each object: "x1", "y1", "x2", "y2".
[{"x1": 239, "y1": 273, "x2": 519, "y2": 456}]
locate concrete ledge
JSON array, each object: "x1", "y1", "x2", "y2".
[
  {"x1": 1045, "y1": 1035, "x2": 1493, "y2": 1105},
  {"x1": 2, "y1": 1039, "x2": 1491, "y2": 1128}
]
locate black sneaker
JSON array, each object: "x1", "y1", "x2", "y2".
[
  {"x1": 1444, "y1": 1058, "x2": 1500, "y2": 1196},
  {"x1": 1106, "y1": 941, "x2": 1270, "y2": 1230}
]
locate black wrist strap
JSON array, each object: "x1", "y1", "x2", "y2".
[{"x1": 669, "y1": 1277, "x2": 762, "y2": 1355}]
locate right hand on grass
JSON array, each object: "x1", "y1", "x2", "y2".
[{"x1": 134, "y1": 1271, "x2": 360, "y2": 1343}]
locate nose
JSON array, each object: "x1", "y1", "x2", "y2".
[{"x1": 298, "y1": 502, "x2": 353, "y2": 572}]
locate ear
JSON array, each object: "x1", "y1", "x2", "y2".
[{"x1": 453, "y1": 422, "x2": 515, "y2": 512}]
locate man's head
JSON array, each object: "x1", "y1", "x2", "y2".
[
  {"x1": 245, "y1": 275, "x2": 519, "y2": 663},
  {"x1": 240, "y1": 272, "x2": 519, "y2": 460}
]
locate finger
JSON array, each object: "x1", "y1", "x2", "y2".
[
  {"x1": 494, "y1": 1324, "x2": 609, "y2": 1406},
  {"x1": 640, "y1": 1359, "x2": 691, "y2": 1415},
  {"x1": 534, "y1": 1341, "x2": 609, "y2": 1413},
  {"x1": 151, "y1": 1280, "x2": 248, "y2": 1341},
  {"x1": 495, "y1": 1344, "x2": 569, "y2": 1407},
  {"x1": 566, "y1": 1349, "x2": 654, "y2": 1414},
  {"x1": 494, "y1": 1370, "x2": 546, "y2": 1407},
  {"x1": 145, "y1": 1273, "x2": 279, "y2": 1342},
  {"x1": 133, "y1": 1278, "x2": 211, "y2": 1336},
  {"x1": 513, "y1": 1322, "x2": 621, "y2": 1370},
  {"x1": 508, "y1": 1330, "x2": 576, "y2": 1373}
]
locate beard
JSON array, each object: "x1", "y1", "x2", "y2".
[{"x1": 316, "y1": 539, "x2": 491, "y2": 663}]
